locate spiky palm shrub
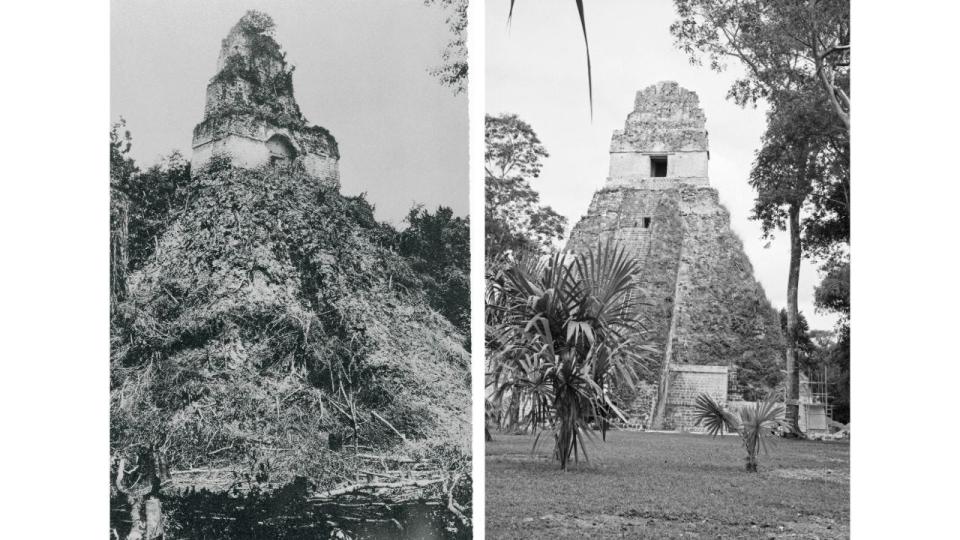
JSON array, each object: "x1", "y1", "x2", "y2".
[
  {"x1": 487, "y1": 242, "x2": 656, "y2": 470},
  {"x1": 693, "y1": 393, "x2": 785, "y2": 472}
]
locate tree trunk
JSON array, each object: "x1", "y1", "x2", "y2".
[
  {"x1": 117, "y1": 450, "x2": 168, "y2": 540},
  {"x1": 126, "y1": 495, "x2": 164, "y2": 540},
  {"x1": 808, "y1": 1, "x2": 851, "y2": 131},
  {"x1": 784, "y1": 203, "x2": 803, "y2": 435},
  {"x1": 110, "y1": 189, "x2": 129, "y2": 307},
  {"x1": 815, "y1": 57, "x2": 851, "y2": 131},
  {"x1": 505, "y1": 391, "x2": 521, "y2": 432}
]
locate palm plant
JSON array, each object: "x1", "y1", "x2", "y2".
[
  {"x1": 487, "y1": 242, "x2": 656, "y2": 470},
  {"x1": 693, "y1": 392, "x2": 785, "y2": 472}
]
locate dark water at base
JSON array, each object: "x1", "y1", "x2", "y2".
[{"x1": 110, "y1": 479, "x2": 471, "y2": 539}]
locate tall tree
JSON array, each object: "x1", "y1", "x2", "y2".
[
  {"x1": 749, "y1": 83, "x2": 847, "y2": 433},
  {"x1": 485, "y1": 114, "x2": 567, "y2": 258},
  {"x1": 672, "y1": 0, "x2": 850, "y2": 130},
  {"x1": 110, "y1": 120, "x2": 138, "y2": 307}
]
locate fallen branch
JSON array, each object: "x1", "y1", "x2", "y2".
[
  {"x1": 170, "y1": 468, "x2": 232, "y2": 475},
  {"x1": 309, "y1": 478, "x2": 443, "y2": 501},
  {"x1": 356, "y1": 453, "x2": 416, "y2": 463},
  {"x1": 115, "y1": 457, "x2": 128, "y2": 494},
  {"x1": 370, "y1": 410, "x2": 407, "y2": 442},
  {"x1": 358, "y1": 469, "x2": 405, "y2": 481},
  {"x1": 446, "y1": 473, "x2": 469, "y2": 526}
]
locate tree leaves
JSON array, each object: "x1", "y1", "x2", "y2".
[
  {"x1": 485, "y1": 114, "x2": 567, "y2": 257},
  {"x1": 424, "y1": 0, "x2": 468, "y2": 94},
  {"x1": 671, "y1": 0, "x2": 850, "y2": 130}
]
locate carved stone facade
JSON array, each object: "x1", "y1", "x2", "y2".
[
  {"x1": 567, "y1": 82, "x2": 784, "y2": 430},
  {"x1": 191, "y1": 12, "x2": 340, "y2": 187},
  {"x1": 607, "y1": 81, "x2": 710, "y2": 189}
]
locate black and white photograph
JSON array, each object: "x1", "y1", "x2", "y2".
[
  {"x1": 484, "y1": 1, "x2": 850, "y2": 537},
  {"x1": 6, "y1": 0, "x2": 960, "y2": 538},
  {"x1": 108, "y1": 1, "x2": 470, "y2": 538}
]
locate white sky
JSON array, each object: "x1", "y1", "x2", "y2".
[
  {"x1": 111, "y1": 0, "x2": 467, "y2": 227},
  {"x1": 486, "y1": 0, "x2": 838, "y2": 331}
]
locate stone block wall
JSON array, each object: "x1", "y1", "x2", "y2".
[
  {"x1": 301, "y1": 154, "x2": 340, "y2": 186},
  {"x1": 608, "y1": 151, "x2": 708, "y2": 182},
  {"x1": 191, "y1": 129, "x2": 339, "y2": 189},
  {"x1": 192, "y1": 134, "x2": 268, "y2": 170},
  {"x1": 605, "y1": 175, "x2": 709, "y2": 190},
  {"x1": 663, "y1": 364, "x2": 728, "y2": 431}
]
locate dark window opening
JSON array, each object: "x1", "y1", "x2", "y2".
[
  {"x1": 266, "y1": 134, "x2": 297, "y2": 168},
  {"x1": 643, "y1": 217, "x2": 652, "y2": 229},
  {"x1": 651, "y1": 156, "x2": 668, "y2": 177}
]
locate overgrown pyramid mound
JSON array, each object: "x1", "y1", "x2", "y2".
[
  {"x1": 566, "y1": 82, "x2": 783, "y2": 426},
  {"x1": 112, "y1": 12, "x2": 469, "y2": 492},
  {"x1": 191, "y1": 11, "x2": 340, "y2": 186}
]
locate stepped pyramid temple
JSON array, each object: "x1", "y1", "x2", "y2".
[
  {"x1": 566, "y1": 82, "x2": 784, "y2": 430},
  {"x1": 191, "y1": 12, "x2": 340, "y2": 187}
]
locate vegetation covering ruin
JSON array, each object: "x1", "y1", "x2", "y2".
[{"x1": 110, "y1": 129, "x2": 471, "y2": 536}]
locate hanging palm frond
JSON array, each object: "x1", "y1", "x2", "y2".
[{"x1": 507, "y1": 0, "x2": 594, "y2": 117}]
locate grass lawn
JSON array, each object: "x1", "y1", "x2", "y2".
[{"x1": 486, "y1": 430, "x2": 849, "y2": 539}]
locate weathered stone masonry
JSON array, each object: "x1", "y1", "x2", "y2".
[
  {"x1": 191, "y1": 12, "x2": 340, "y2": 187},
  {"x1": 566, "y1": 82, "x2": 784, "y2": 430}
]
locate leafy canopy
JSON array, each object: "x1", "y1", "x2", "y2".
[
  {"x1": 396, "y1": 205, "x2": 470, "y2": 337},
  {"x1": 424, "y1": 0, "x2": 468, "y2": 94},
  {"x1": 485, "y1": 114, "x2": 567, "y2": 257},
  {"x1": 671, "y1": 0, "x2": 850, "y2": 129},
  {"x1": 749, "y1": 81, "x2": 848, "y2": 251}
]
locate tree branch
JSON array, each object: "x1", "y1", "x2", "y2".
[{"x1": 370, "y1": 410, "x2": 408, "y2": 442}]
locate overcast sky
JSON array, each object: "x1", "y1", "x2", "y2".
[
  {"x1": 486, "y1": 0, "x2": 837, "y2": 331},
  {"x1": 112, "y1": 0, "x2": 467, "y2": 226}
]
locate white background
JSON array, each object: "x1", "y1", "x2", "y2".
[{"x1": 1, "y1": 1, "x2": 957, "y2": 537}]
